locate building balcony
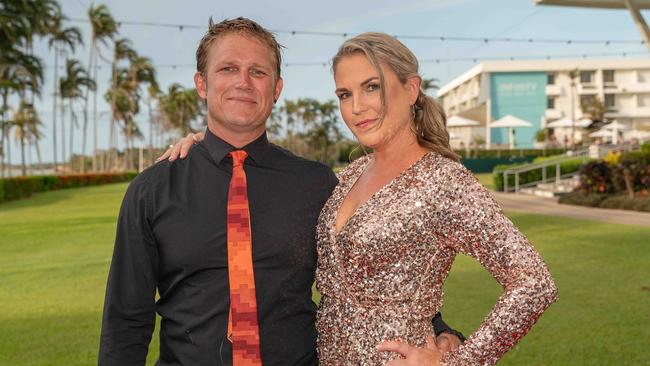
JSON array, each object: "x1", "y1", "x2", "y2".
[
  {"x1": 545, "y1": 109, "x2": 563, "y2": 119},
  {"x1": 604, "y1": 107, "x2": 650, "y2": 119},
  {"x1": 611, "y1": 83, "x2": 650, "y2": 94},
  {"x1": 577, "y1": 84, "x2": 599, "y2": 94},
  {"x1": 546, "y1": 84, "x2": 562, "y2": 96}
]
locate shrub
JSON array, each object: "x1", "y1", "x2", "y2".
[
  {"x1": 599, "y1": 195, "x2": 650, "y2": 212},
  {"x1": 0, "y1": 172, "x2": 138, "y2": 204},
  {"x1": 558, "y1": 192, "x2": 609, "y2": 207},
  {"x1": 576, "y1": 161, "x2": 615, "y2": 194}
]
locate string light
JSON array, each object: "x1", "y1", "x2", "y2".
[{"x1": 68, "y1": 18, "x2": 647, "y2": 46}]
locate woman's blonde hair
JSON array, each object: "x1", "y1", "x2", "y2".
[{"x1": 332, "y1": 32, "x2": 459, "y2": 162}]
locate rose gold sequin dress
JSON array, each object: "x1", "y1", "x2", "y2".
[{"x1": 315, "y1": 152, "x2": 557, "y2": 365}]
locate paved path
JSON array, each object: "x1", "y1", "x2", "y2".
[{"x1": 491, "y1": 191, "x2": 650, "y2": 228}]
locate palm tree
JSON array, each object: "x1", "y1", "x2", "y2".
[
  {"x1": 60, "y1": 59, "x2": 96, "y2": 172},
  {"x1": 12, "y1": 102, "x2": 42, "y2": 176},
  {"x1": 107, "y1": 38, "x2": 137, "y2": 170},
  {"x1": 123, "y1": 56, "x2": 157, "y2": 170},
  {"x1": 158, "y1": 83, "x2": 204, "y2": 137},
  {"x1": 47, "y1": 12, "x2": 83, "y2": 172},
  {"x1": 86, "y1": 4, "x2": 117, "y2": 172},
  {"x1": 421, "y1": 77, "x2": 440, "y2": 95}
]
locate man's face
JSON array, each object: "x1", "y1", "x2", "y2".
[{"x1": 195, "y1": 33, "x2": 283, "y2": 138}]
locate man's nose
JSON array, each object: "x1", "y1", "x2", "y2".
[{"x1": 235, "y1": 69, "x2": 253, "y2": 90}]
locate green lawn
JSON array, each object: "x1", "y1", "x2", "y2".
[{"x1": 1, "y1": 183, "x2": 649, "y2": 365}]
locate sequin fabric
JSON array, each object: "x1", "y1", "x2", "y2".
[{"x1": 315, "y1": 152, "x2": 558, "y2": 366}]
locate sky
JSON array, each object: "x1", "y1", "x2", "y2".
[{"x1": 8, "y1": 0, "x2": 650, "y2": 164}]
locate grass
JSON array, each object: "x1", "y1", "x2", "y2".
[
  {"x1": 1, "y1": 183, "x2": 649, "y2": 365},
  {"x1": 474, "y1": 172, "x2": 494, "y2": 190}
]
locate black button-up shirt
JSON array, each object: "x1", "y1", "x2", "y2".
[
  {"x1": 99, "y1": 129, "x2": 461, "y2": 366},
  {"x1": 99, "y1": 130, "x2": 337, "y2": 365}
]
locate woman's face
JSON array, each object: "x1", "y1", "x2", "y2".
[{"x1": 334, "y1": 53, "x2": 419, "y2": 150}]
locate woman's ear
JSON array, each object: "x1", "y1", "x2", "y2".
[{"x1": 407, "y1": 76, "x2": 421, "y2": 105}]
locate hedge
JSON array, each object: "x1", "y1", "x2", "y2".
[
  {"x1": 492, "y1": 157, "x2": 588, "y2": 192},
  {"x1": 0, "y1": 172, "x2": 138, "y2": 204},
  {"x1": 559, "y1": 192, "x2": 650, "y2": 212},
  {"x1": 454, "y1": 148, "x2": 566, "y2": 159}
]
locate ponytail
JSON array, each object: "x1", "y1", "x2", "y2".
[{"x1": 413, "y1": 90, "x2": 460, "y2": 162}]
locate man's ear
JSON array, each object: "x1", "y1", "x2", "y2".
[
  {"x1": 194, "y1": 72, "x2": 208, "y2": 100},
  {"x1": 274, "y1": 77, "x2": 284, "y2": 104}
]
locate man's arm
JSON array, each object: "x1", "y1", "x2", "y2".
[
  {"x1": 432, "y1": 312, "x2": 465, "y2": 352},
  {"x1": 99, "y1": 176, "x2": 158, "y2": 366}
]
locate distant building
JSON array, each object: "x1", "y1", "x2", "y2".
[{"x1": 437, "y1": 59, "x2": 650, "y2": 149}]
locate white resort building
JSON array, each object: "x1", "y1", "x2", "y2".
[{"x1": 437, "y1": 59, "x2": 650, "y2": 149}]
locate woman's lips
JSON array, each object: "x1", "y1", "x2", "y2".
[{"x1": 355, "y1": 118, "x2": 378, "y2": 129}]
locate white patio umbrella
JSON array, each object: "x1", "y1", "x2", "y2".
[
  {"x1": 447, "y1": 115, "x2": 480, "y2": 127},
  {"x1": 602, "y1": 120, "x2": 628, "y2": 144},
  {"x1": 490, "y1": 115, "x2": 533, "y2": 149},
  {"x1": 589, "y1": 129, "x2": 613, "y2": 139}
]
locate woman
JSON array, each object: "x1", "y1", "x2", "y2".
[{"x1": 159, "y1": 32, "x2": 557, "y2": 365}]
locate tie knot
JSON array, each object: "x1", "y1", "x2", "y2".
[{"x1": 230, "y1": 150, "x2": 248, "y2": 167}]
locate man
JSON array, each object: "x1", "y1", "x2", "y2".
[{"x1": 99, "y1": 17, "x2": 462, "y2": 366}]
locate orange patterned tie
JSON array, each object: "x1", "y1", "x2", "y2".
[{"x1": 226, "y1": 150, "x2": 263, "y2": 365}]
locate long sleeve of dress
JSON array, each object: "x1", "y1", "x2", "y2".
[{"x1": 435, "y1": 162, "x2": 558, "y2": 366}]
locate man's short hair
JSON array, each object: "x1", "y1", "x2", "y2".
[{"x1": 196, "y1": 17, "x2": 283, "y2": 80}]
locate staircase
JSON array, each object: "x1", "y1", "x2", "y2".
[{"x1": 519, "y1": 176, "x2": 580, "y2": 198}]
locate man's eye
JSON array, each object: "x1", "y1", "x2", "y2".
[
  {"x1": 251, "y1": 69, "x2": 267, "y2": 77},
  {"x1": 221, "y1": 66, "x2": 237, "y2": 72}
]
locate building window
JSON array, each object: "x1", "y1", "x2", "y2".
[
  {"x1": 547, "y1": 73, "x2": 555, "y2": 85},
  {"x1": 639, "y1": 94, "x2": 650, "y2": 107},
  {"x1": 603, "y1": 70, "x2": 615, "y2": 84},
  {"x1": 605, "y1": 94, "x2": 616, "y2": 110},
  {"x1": 639, "y1": 70, "x2": 650, "y2": 83},
  {"x1": 547, "y1": 97, "x2": 555, "y2": 109},
  {"x1": 580, "y1": 95, "x2": 596, "y2": 108},
  {"x1": 580, "y1": 71, "x2": 594, "y2": 84}
]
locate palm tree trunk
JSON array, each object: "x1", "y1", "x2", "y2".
[
  {"x1": 69, "y1": 100, "x2": 76, "y2": 173},
  {"x1": 52, "y1": 47, "x2": 59, "y2": 172},
  {"x1": 81, "y1": 46, "x2": 95, "y2": 174},
  {"x1": 61, "y1": 101, "x2": 66, "y2": 170},
  {"x1": 0, "y1": 124, "x2": 5, "y2": 179},
  {"x1": 148, "y1": 98, "x2": 153, "y2": 166},
  {"x1": 109, "y1": 60, "x2": 118, "y2": 171},
  {"x1": 92, "y1": 51, "x2": 99, "y2": 172},
  {"x1": 0, "y1": 94, "x2": 6, "y2": 178},
  {"x1": 6, "y1": 123, "x2": 12, "y2": 177},
  {"x1": 35, "y1": 139, "x2": 43, "y2": 175},
  {"x1": 20, "y1": 134, "x2": 26, "y2": 177}
]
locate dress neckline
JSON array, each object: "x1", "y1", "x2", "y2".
[{"x1": 332, "y1": 151, "x2": 433, "y2": 237}]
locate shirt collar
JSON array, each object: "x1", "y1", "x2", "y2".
[{"x1": 203, "y1": 127, "x2": 271, "y2": 165}]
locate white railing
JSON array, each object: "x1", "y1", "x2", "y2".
[
  {"x1": 499, "y1": 144, "x2": 642, "y2": 193},
  {"x1": 499, "y1": 149, "x2": 590, "y2": 193}
]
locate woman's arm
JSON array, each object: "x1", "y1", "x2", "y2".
[
  {"x1": 435, "y1": 161, "x2": 558, "y2": 366},
  {"x1": 155, "y1": 131, "x2": 205, "y2": 162}
]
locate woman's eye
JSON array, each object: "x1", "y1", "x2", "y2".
[
  {"x1": 367, "y1": 83, "x2": 380, "y2": 91},
  {"x1": 336, "y1": 92, "x2": 350, "y2": 100}
]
